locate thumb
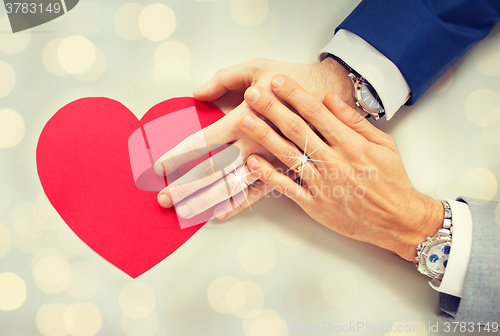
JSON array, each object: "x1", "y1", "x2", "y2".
[
  {"x1": 194, "y1": 62, "x2": 254, "y2": 101},
  {"x1": 324, "y1": 92, "x2": 395, "y2": 149}
]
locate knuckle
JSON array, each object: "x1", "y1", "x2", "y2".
[
  {"x1": 261, "y1": 98, "x2": 275, "y2": 116},
  {"x1": 193, "y1": 135, "x2": 208, "y2": 152},
  {"x1": 257, "y1": 127, "x2": 271, "y2": 143},
  {"x1": 282, "y1": 146, "x2": 299, "y2": 166},
  {"x1": 283, "y1": 86, "x2": 300, "y2": 102},
  {"x1": 165, "y1": 155, "x2": 177, "y2": 170},
  {"x1": 348, "y1": 111, "x2": 366, "y2": 127},
  {"x1": 261, "y1": 168, "x2": 274, "y2": 182},
  {"x1": 386, "y1": 134, "x2": 395, "y2": 142},
  {"x1": 213, "y1": 69, "x2": 225, "y2": 80},
  {"x1": 386, "y1": 135, "x2": 399, "y2": 152},
  {"x1": 237, "y1": 201, "x2": 246, "y2": 210},
  {"x1": 170, "y1": 184, "x2": 188, "y2": 201},
  {"x1": 285, "y1": 118, "x2": 304, "y2": 137},
  {"x1": 248, "y1": 180, "x2": 265, "y2": 198},
  {"x1": 386, "y1": 134, "x2": 397, "y2": 146},
  {"x1": 302, "y1": 100, "x2": 323, "y2": 117}
]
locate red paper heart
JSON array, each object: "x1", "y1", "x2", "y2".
[{"x1": 36, "y1": 97, "x2": 225, "y2": 278}]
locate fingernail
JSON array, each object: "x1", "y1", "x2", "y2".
[
  {"x1": 154, "y1": 163, "x2": 164, "y2": 176},
  {"x1": 158, "y1": 193, "x2": 172, "y2": 207},
  {"x1": 214, "y1": 208, "x2": 227, "y2": 220},
  {"x1": 247, "y1": 157, "x2": 259, "y2": 171},
  {"x1": 193, "y1": 85, "x2": 205, "y2": 96},
  {"x1": 332, "y1": 93, "x2": 344, "y2": 107},
  {"x1": 271, "y1": 76, "x2": 285, "y2": 88},
  {"x1": 176, "y1": 204, "x2": 191, "y2": 218},
  {"x1": 241, "y1": 115, "x2": 255, "y2": 129},
  {"x1": 245, "y1": 87, "x2": 260, "y2": 103}
]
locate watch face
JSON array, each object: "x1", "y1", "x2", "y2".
[
  {"x1": 425, "y1": 243, "x2": 451, "y2": 275},
  {"x1": 359, "y1": 80, "x2": 384, "y2": 112}
]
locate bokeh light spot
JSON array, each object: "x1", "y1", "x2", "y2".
[
  {"x1": 0, "y1": 272, "x2": 27, "y2": 311},
  {"x1": 37, "y1": 303, "x2": 68, "y2": 336},
  {"x1": 64, "y1": 303, "x2": 102, "y2": 336},
  {"x1": 33, "y1": 249, "x2": 71, "y2": 294},
  {"x1": 207, "y1": 276, "x2": 239, "y2": 314},
  {"x1": 0, "y1": 109, "x2": 25, "y2": 148},
  {"x1": 138, "y1": 4, "x2": 176, "y2": 41},
  {"x1": 57, "y1": 36, "x2": 96, "y2": 75},
  {"x1": 228, "y1": 281, "x2": 265, "y2": 318}
]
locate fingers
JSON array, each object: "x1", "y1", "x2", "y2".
[
  {"x1": 243, "y1": 86, "x2": 327, "y2": 161},
  {"x1": 157, "y1": 144, "x2": 244, "y2": 208},
  {"x1": 246, "y1": 155, "x2": 311, "y2": 207},
  {"x1": 170, "y1": 164, "x2": 258, "y2": 219},
  {"x1": 212, "y1": 179, "x2": 272, "y2": 220},
  {"x1": 154, "y1": 120, "x2": 236, "y2": 176},
  {"x1": 238, "y1": 112, "x2": 320, "y2": 181},
  {"x1": 264, "y1": 75, "x2": 363, "y2": 147},
  {"x1": 323, "y1": 92, "x2": 396, "y2": 149},
  {"x1": 193, "y1": 62, "x2": 255, "y2": 101}
]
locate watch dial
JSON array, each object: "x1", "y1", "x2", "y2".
[
  {"x1": 360, "y1": 81, "x2": 383, "y2": 112},
  {"x1": 426, "y1": 243, "x2": 451, "y2": 275}
]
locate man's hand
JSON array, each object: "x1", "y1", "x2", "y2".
[
  {"x1": 155, "y1": 58, "x2": 354, "y2": 220},
  {"x1": 193, "y1": 57, "x2": 355, "y2": 107},
  {"x1": 238, "y1": 75, "x2": 444, "y2": 261}
]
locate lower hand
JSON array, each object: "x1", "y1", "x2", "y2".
[
  {"x1": 238, "y1": 75, "x2": 444, "y2": 261},
  {"x1": 155, "y1": 58, "x2": 354, "y2": 220}
]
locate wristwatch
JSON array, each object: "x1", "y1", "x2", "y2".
[
  {"x1": 327, "y1": 54, "x2": 385, "y2": 120},
  {"x1": 415, "y1": 200, "x2": 453, "y2": 280}
]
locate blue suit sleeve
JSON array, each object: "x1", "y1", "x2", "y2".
[{"x1": 337, "y1": 0, "x2": 500, "y2": 104}]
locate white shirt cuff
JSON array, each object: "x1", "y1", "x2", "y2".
[
  {"x1": 318, "y1": 29, "x2": 411, "y2": 120},
  {"x1": 428, "y1": 199, "x2": 473, "y2": 298}
]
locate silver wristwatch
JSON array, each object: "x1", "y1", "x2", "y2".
[
  {"x1": 327, "y1": 55, "x2": 385, "y2": 120},
  {"x1": 415, "y1": 200, "x2": 453, "y2": 280}
]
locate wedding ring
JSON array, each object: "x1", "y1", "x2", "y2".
[
  {"x1": 207, "y1": 143, "x2": 216, "y2": 175},
  {"x1": 294, "y1": 161, "x2": 307, "y2": 174},
  {"x1": 240, "y1": 179, "x2": 250, "y2": 188}
]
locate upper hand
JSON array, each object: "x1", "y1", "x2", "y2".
[
  {"x1": 239, "y1": 75, "x2": 444, "y2": 261},
  {"x1": 155, "y1": 58, "x2": 354, "y2": 221}
]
